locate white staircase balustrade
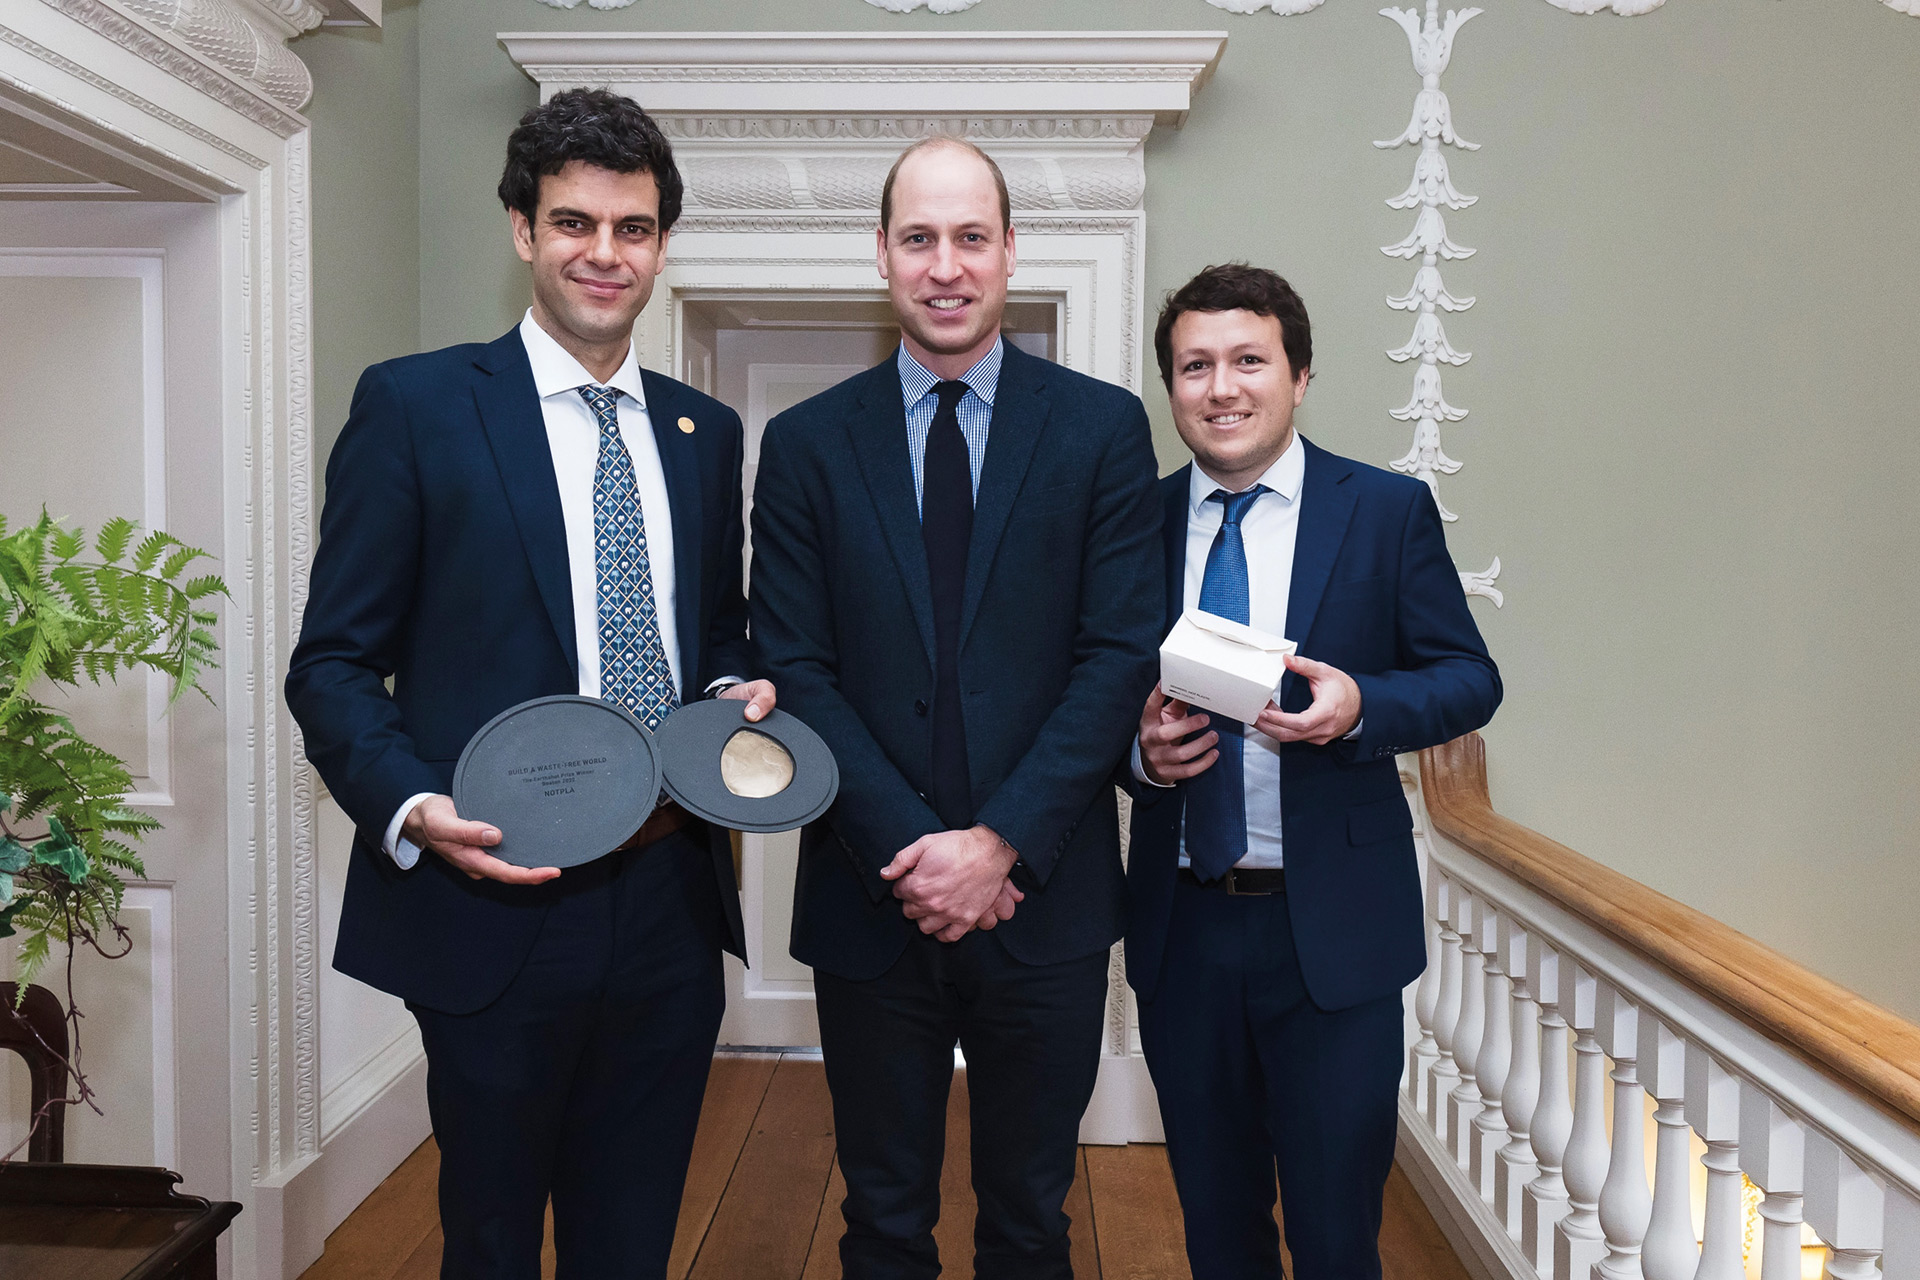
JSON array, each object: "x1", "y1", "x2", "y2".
[
  {"x1": 1638, "y1": 1019, "x2": 1698, "y2": 1280},
  {"x1": 1497, "y1": 914, "x2": 1542, "y2": 1238},
  {"x1": 1397, "y1": 737, "x2": 1920, "y2": 1280},
  {"x1": 1525, "y1": 934, "x2": 1576, "y2": 1274},
  {"x1": 1451, "y1": 891, "x2": 1490, "y2": 1166},
  {"x1": 1473, "y1": 903, "x2": 1515, "y2": 1201}
]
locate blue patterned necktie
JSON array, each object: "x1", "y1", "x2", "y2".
[
  {"x1": 579, "y1": 384, "x2": 678, "y2": 730},
  {"x1": 1184, "y1": 485, "x2": 1268, "y2": 881}
]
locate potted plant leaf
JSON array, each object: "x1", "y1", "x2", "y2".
[{"x1": 0, "y1": 510, "x2": 225, "y2": 1157}]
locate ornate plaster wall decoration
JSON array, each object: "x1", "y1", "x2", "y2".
[
  {"x1": 48, "y1": 0, "x2": 317, "y2": 118},
  {"x1": 1543, "y1": 0, "x2": 1667, "y2": 13},
  {"x1": 1377, "y1": 0, "x2": 1502, "y2": 606},
  {"x1": 1205, "y1": 0, "x2": 1328, "y2": 13},
  {"x1": 866, "y1": 0, "x2": 985, "y2": 12},
  {"x1": 534, "y1": 0, "x2": 639, "y2": 10}
]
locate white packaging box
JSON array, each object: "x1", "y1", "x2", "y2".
[{"x1": 1158, "y1": 608, "x2": 1299, "y2": 723}]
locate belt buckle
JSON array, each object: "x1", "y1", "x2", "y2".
[{"x1": 1222, "y1": 868, "x2": 1270, "y2": 897}]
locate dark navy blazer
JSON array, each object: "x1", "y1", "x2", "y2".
[
  {"x1": 750, "y1": 343, "x2": 1164, "y2": 982},
  {"x1": 1125, "y1": 438, "x2": 1501, "y2": 1011},
  {"x1": 287, "y1": 329, "x2": 754, "y2": 1015}
]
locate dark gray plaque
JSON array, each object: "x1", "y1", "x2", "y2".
[
  {"x1": 654, "y1": 699, "x2": 839, "y2": 834},
  {"x1": 452, "y1": 695, "x2": 661, "y2": 869}
]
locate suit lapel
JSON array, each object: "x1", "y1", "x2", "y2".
[
  {"x1": 1163, "y1": 465, "x2": 1191, "y2": 630},
  {"x1": 958, "y1": 345, "x2": 1048, "y2": 649},
  {"x1": 846, "y1": 364, "x2": 937, "y2": 665},
  {"x1": 472, "y1": 331, "x2": 578, "y2": 677},
  {"x1": 1280, "y1": 437, "x2": 1359, "y2": 703},
  {"x1": 641, "y1": 369, "x2": 704, "y2": 700}
]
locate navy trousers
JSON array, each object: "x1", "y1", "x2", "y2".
[
  {"x1": 814, "y1": 929, "x2": 1109, "y2": 1280},
  {"x1": 1137, "y1": 878, "x2": 1405, "y2": 1280},
  {"x1": 409, "y1": 828, "x2": 727, "y2": 1280}
]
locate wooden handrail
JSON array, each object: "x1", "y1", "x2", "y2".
[{"x1": 1420, "y1": 732, "x2": 1920, "y2": 1134}]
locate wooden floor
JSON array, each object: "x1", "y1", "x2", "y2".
[{"x1": 299, "y1": 1054, "x2": 1468, "y2": 1280}]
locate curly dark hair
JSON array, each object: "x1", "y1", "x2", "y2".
[
  {"x1": 1154, "y1": 263, "x2": 1313, "y2": 389},
  {"x1": 497, "y1": 88, "x2": 684, "y2": 232}
]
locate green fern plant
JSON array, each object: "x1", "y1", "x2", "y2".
[{"x1": 0, "y1": 511, "x2": 226, "y2": 993}]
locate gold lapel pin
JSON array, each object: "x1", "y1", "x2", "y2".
[{"x1": 677, "y1": 416, "x2": 696, "y2": 434}]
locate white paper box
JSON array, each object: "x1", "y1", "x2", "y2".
[{"x1": 1158, "y1": 608, "x2": 1298, "y2": 723}]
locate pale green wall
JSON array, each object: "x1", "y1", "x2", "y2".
[
  {"x1": 300, "y1": 0, "x2": 420, "y2": 474},
  {"x1": 302, "y1": 0, "x2": 1920, "y2": 1020}
]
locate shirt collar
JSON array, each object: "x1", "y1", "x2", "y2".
[
  {"x1": 518, "y1": 309, "x2": 648, "y2": 411},
  {"x1": 1189, "y1": 430, "x2": 1306, "y2": 517},
  {"x1": 897, "y1": 337, "x2": 1003, "y2": 412}
]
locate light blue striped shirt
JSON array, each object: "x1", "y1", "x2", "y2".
[{"x1": 898, "y1": 339, "x2": 1002, "y2": 516}]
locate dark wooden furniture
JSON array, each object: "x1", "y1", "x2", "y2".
[
  {"x1": 0, "y1": 1162, "x2": 240, "y2": 1280},
  {"x1": 0, "y1": 980, "x2": 69, "y2": 1163}
]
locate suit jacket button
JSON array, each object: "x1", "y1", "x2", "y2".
[{"x1": 914, "y1": 699, "x2": 929, "y2": 716}]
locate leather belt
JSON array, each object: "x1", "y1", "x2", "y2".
[
  {"x1": 1180, "y1": 865, "x2": 1287, "y2": 896},
  {"x1": 613, "y1": 799, "x2": 695, "y2": 853}
]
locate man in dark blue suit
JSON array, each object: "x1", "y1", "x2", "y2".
[
  {"x1": 1127, "y1": 265, "x2": 1501, "y2": 1280},
  {"x1": 286, "y1": 91, "x2": 773, "y2": 1280},
  {"x1": 749, "y1": 138, "x2": 1163, "y2": 1279}
]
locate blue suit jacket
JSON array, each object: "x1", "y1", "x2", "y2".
[
  {"x1": 750, "y1": 343, "x2": 1164, "y2": 982},
  {"x1": 1125, "y1": 439, "x2": 1501, "y2": 1011},
  {"x1": 286, "y1": 329, "x2": 753, "y2": 1015}
]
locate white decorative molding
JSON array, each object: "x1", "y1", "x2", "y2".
[
  {"x1": 1206, "y1": 0, "x2": 1328, "y2": 13},
  {"x1": 1543, "y1": 0, "x2": 1668, "y2": 14},
  {"x1": 40, "y1": 0, "x2": 312, "y2": 127},
  {"x1": 868, "y1": 0, "x2": 984, "y2": 12},
  {"x1": 535, "y1": 0, "x2": 638, "y2": 9},
  {"x1": 1377, "y1": 1, "x2": 1502, "y2": 606}
]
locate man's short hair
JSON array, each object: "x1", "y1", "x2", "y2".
[
  {"x1": 1154, "y1": 264, "x2": 1313, "y2": 389},
  {"x1": 880, "y1": 137, "x2": 1012, "y2": 234},
  {"x1": 497, "y1": 88, "x2": 684, "y2": 233}
]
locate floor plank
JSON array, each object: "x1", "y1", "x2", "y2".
[
  {"x1": 798, "y1": 1158, "x2": 845, "y2": 1280},
  {"x1": 1083, "y1": 1141, "x2": 1188, "y2": 1280},
  {"x1": 1379, "y1": 1162, "x2": 1472, "y2": 1280},
  {"x1": 685, "y1": 1057, "x2": 837, "y2": 1280},
  {"x1": 668, "y1": 1054, "x2": 780, "y2": 1279},
  {"x1": 296, "y1": 1138, "x2": 440, "y2": 1280},
  {"x1": 931, "y1": 1068, "x2": 972, "y2": 1270},
  {"x1": 1064, "y1": 1147, "x2": 1099, "y2": 1277}
]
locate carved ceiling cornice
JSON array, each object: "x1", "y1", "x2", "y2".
[{"x1": 43, "y1": 0, "x2": 317, "y2": 130}]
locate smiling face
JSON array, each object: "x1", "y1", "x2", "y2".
[
  {"x1": 512, "y1": 160, "x2": 669, "y2": 381},
  {"x1": 877, "y1": 143, "x2": 1016, "y2": 380},
  {"x1": 1167, "y1": 308, "x2": 1311, "y2": 492}
]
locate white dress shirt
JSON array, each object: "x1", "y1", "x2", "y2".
[
  {"x1": 383, "y1": 311, "x2": 684, "y2": 868},
  {"x1": 1134, "y1": 434, "x2": 1306, "y2": 870}
]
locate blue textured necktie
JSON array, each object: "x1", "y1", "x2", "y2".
[
  {"x1": 580, "y1": 384, "x2": 678, "y2": 730},
  {"x1": 1184, "y1": 485, "x2": 1268, "y2": 881}
]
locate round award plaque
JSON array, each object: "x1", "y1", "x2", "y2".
[
  {"x1": 451, "y1": 695, "x2": 661, "y2": 869},
  {"x1": 653, "y1": 699, "x2": 839, "y2": 834}
]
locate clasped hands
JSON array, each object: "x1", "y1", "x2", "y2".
[
  {"x1": 883, "y1": 825, "x2": 1023, "y2": 944},
  {"x1": 1138, "y1": 652, "x2": 1362, "y2": 785},
  {"x1": 410, "y1": 679, "x2": 777, "y2": 883}
]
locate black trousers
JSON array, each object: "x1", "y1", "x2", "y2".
[
  {"x1": 814, "y1": 930, "x2": 1109, "y2": 1280},
  {"x1": 1137, "y1": 878, "x2": 1405, "y2": 1280},
  {"x1": 409, "y1": 829, "x2": 727, "y2": 1280}
]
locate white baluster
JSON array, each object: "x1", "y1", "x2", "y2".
[
  {"x1": 1449, "y1": 893, "x2": 1487, "y2": 1167},
  {"x1": 1595, "y1": 984, "x2": 1651, "y2": 1280},
  {"x1": 1687, "y1": 1048, "x2": 1744, "y2": 1280},
  {"x1": 1410, "y1": 872, "x2": 1447, "y2": 1113},
  {"x1": 1805, "y1": 1131, "x2": 1884, "y2": 1280},
  {"x1": 1741, "y1": 1087, "x2": 1806, "y2": 1280},
  {"x1": 1496, "y1": 915, "x2": 1540, "y2": 1239},
  {"x1": 1471, "y1": 902, "x2": 1513, "y2": 1203},
  {"x1": 1640, "y1": 1020, "x2": 1697, "y2": 1280},
  {"x1": 1525, "y1": 938, "x2": 1574, "y2": 1276},
  {"x1": 1556, "y1": 962, "x2": 1608, "y2": 1280},
  {"x1": 1428, "y1": 875, "x2": 1465, "y2": 1143}
]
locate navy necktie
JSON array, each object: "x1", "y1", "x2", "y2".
[
  {"x1": 1184, "y1": 485, "x2": 1267, "y2": 881},
  {"x1": 921, "y1": 380, "x2": 974, "y2": 830}
]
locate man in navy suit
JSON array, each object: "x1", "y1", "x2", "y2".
[
  {"x1": 1127, "y1": 264, "x2": 1501, "y2": 1280},
  {"x1": 749, "y1": 137, "x2": 1163, "y2": 1279},
  {"x1": 286, "y1": 90, "x2": 773, "y2": 1280}
]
